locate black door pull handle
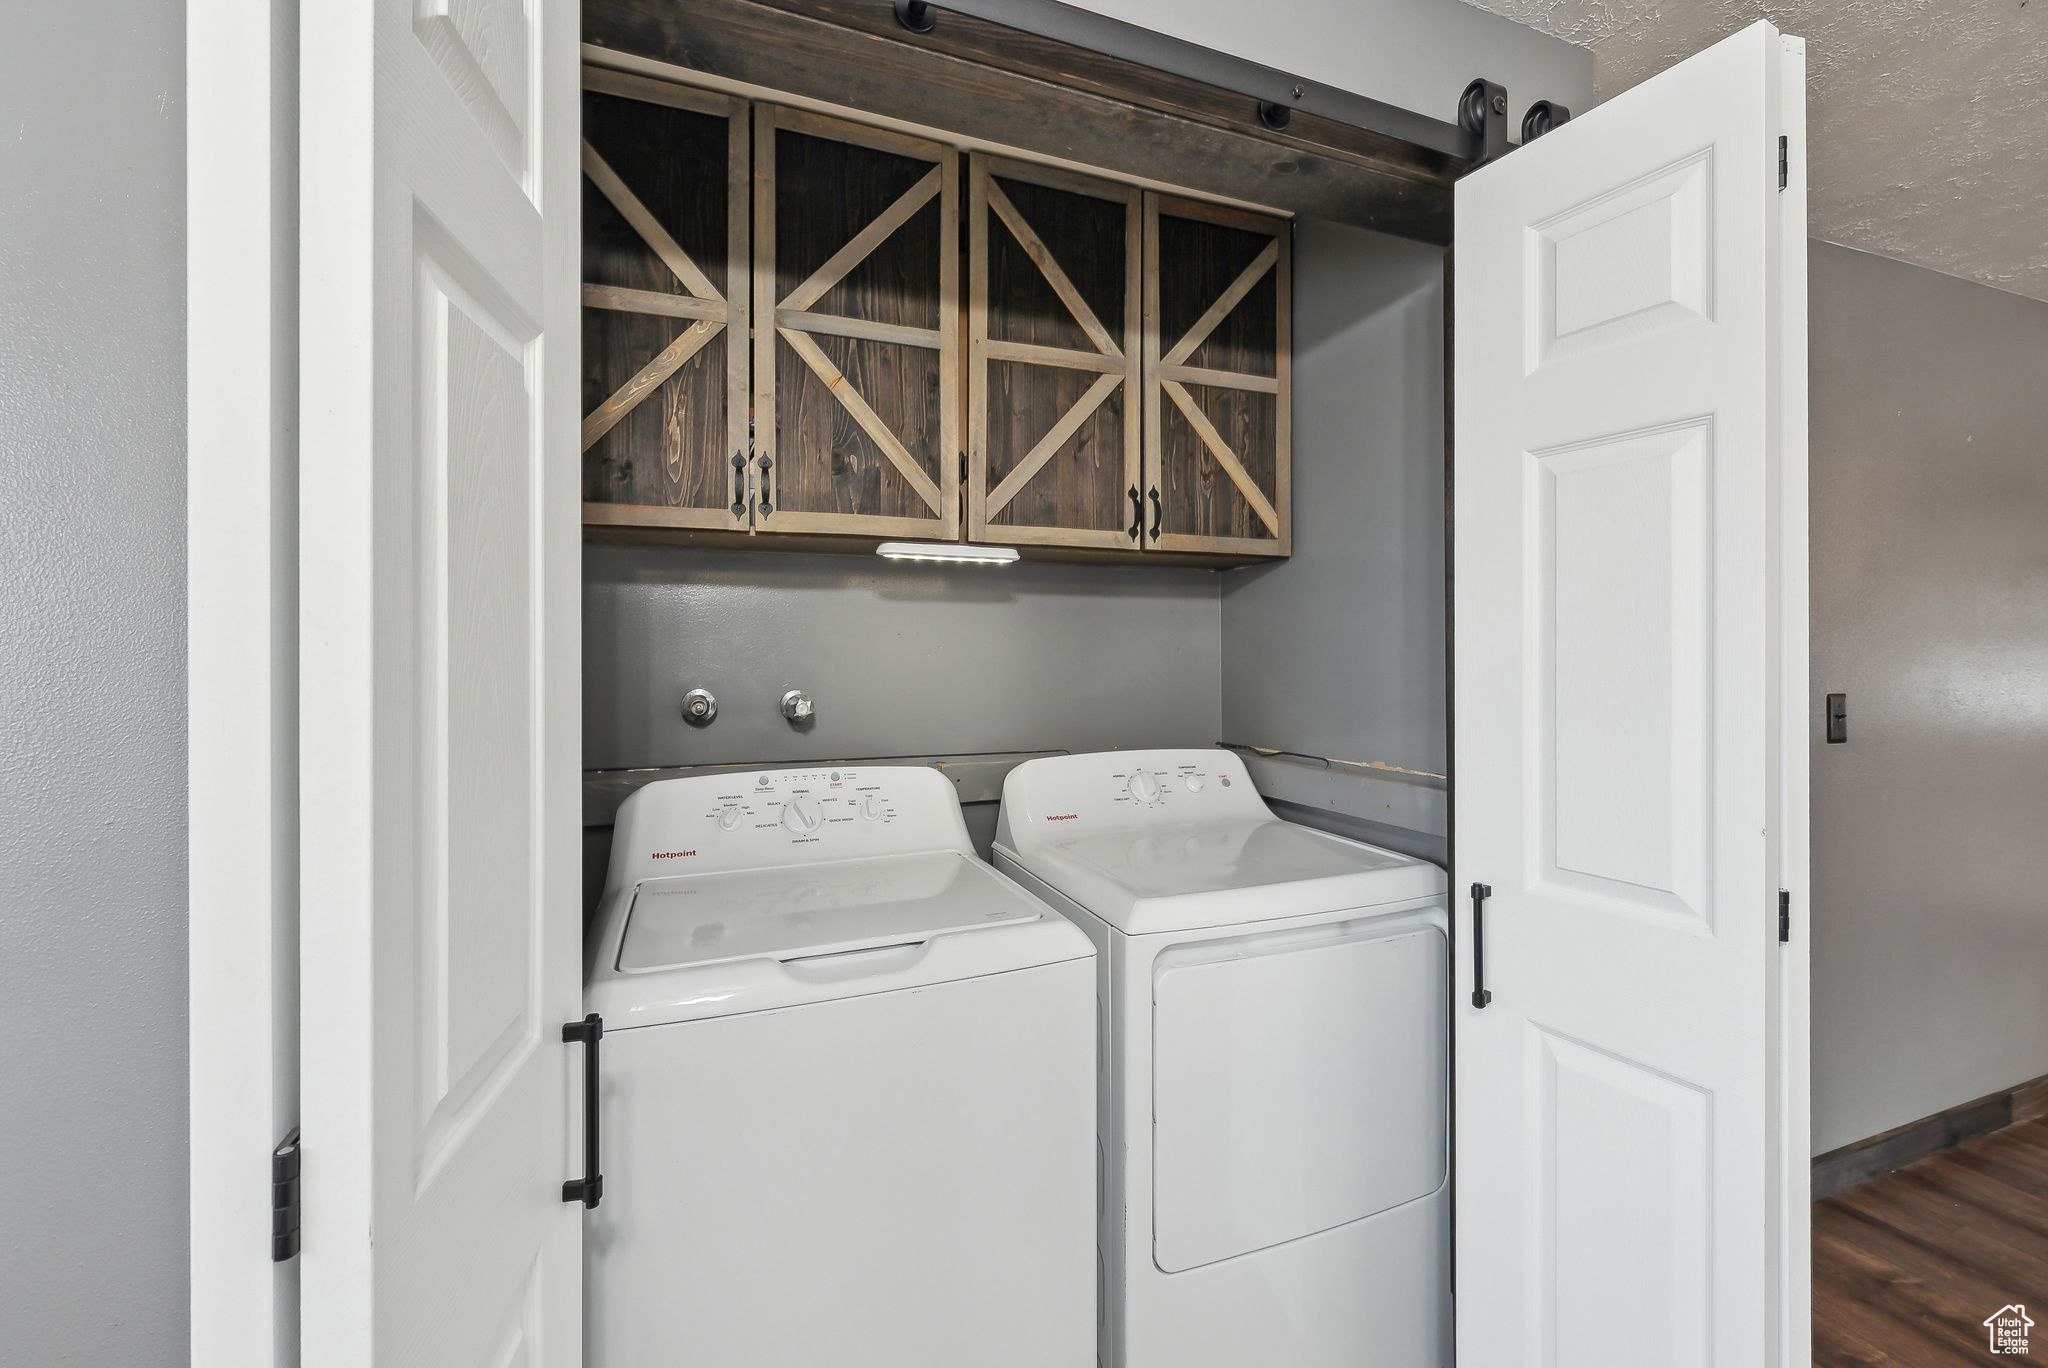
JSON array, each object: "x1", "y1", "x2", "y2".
[
  {"x1": 1147, "y1": 487, "x2": 1162, "y2": 542},
  {"x1": 562, "y1": 1014, "x2": 605, "y2": 1208},
  {"x1": 1470, "y1": 883, "x2": 1493, "y2": 1009},
  {"x1": 1128, "y1": 486, "x2": 1143, "y2": 541}
]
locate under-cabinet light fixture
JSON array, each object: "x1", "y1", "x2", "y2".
[{"x1": 875, "y1": 541, "x2": 1021, "y2": 565}]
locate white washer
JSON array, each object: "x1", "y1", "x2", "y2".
[
  {"x1": 994, "y1": 749, "x2": 1451, "y2": 1368},
  {"x1": 587, "y1": 765, "x2": 1097, "y2": 1368}
]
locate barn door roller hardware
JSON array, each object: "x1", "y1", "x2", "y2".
[
  {"x1": 1459, "y1": 79, "x2": 1511, "y2": 164},
  {"x1": 887, "y1": 1, "x2": 1573, "y2": 168},
  {"x1": 890, "y1": 0, "x2": 1484, "y2": 163},
  {"x1": 1458, "y1": 80, "x2": 1576, "y2": 166},
  {"x1": 1520, "y1": 99, "x2": 1572, "y2": 142}
]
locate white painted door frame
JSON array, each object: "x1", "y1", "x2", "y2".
[{"x1": 188, "y1": 1, "x2": 300, "y2": 1365}]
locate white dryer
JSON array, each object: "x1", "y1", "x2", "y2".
[
  {"x1": 586, "y1": 765, "x2": 1097, "y2": 1368},
  {"x1": 994, "y1": 749, "x2": 1451, "y2": 1368}
]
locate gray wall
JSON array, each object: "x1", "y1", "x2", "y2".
[
  {"x1": 583, "y1": 545, "x2": 1223, "y2": 770},
  {"x1": 1221, "y1": 221, "x2": 1448, "y2": 860},
  {"x1": 0, "y1": 3, "x2": 189, "y2": 1364},
  {"x1": 1808, "y1": 242, "x2": 2048, "y2": 1154},
  {"x1": 582, "y1": 546, "x2": 1224, "y2": 905}
]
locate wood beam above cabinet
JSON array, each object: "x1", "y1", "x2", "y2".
[{"x1": 582, "y1": 0, "x2": 1455, "y2": 243}]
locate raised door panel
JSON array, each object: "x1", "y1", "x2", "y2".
[
  {"x1": 579, "y1": 69, "x2": 749, "y2": 534},
  {"x1": 1143, "y1": 194, "x2": 1290, "y2": 557},
  {"x1": 968, "y1": 157, "x2": 1142, "y2": 550},
  {"x1": 413, "y1": 0, "x2": 533, "y2": 187},
  {"x1": 753, "y1": 107, "x2": 960, "y2": 540}
]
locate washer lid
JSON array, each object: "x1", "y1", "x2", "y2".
[
  {"x1": 587, "y1": 850, "x2": 1094, "y2": 1029},
  {"x1": 1000, "y1": 818, "x2": 1446, "y2": 935},
  {"x1": 1055, "y1": 819, "x2": 1410, "y2": 896},
  {"x1": 618, "y1": 851, "x2": 1042, "y2": 973}
]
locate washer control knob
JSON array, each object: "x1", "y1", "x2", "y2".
[
  {"x1": 780, "y1": 689, "x2": 815, "y2": 724},
  {"x1": 1127, "y1": 771, "x2": 1162, "y2": 805},
  {"x1": 780, "y1": 796, "x2": 824, "y2": 835},
  {"x1": 1183, "y1": 774, "x2": 1205, "y2": 793},
  {"x1": 859, "y1": 794, "x2": 883, "y2": 820},
  {"x1": 718, "y1": 804, "x2": 743, "y2": 831}
]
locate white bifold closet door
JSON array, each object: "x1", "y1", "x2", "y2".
[
  {"x1": 1453, "y1": 20, "x2": 1809, "y2": 1368},
  {"x1": 298, "y1": 2, "x2": 584, "y2": 1365}
]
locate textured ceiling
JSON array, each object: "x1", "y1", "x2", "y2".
[{"x1": 1456, "y1": 0, "x2": 2048, "y2": 303}]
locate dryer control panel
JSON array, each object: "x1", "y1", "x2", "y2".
[
  {"x1": 607, "y1": 766, "x2": 975, "y2": 887},
  {"x1": 997, "y1": 749, "x2": 1271, "y2": 847}
]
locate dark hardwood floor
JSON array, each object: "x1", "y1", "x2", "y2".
[{"x1": 1816, "y1": 1116, "x2": 2048, "y2": 1364}]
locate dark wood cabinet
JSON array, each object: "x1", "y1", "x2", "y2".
[
  {"x1": 579, "y1": 71, "x2": 750, "y2": 535},
  {"x1": 968, "y1": 156, "x2": 1143, "y2": 551},
  {"x1": 752, "y1": 107, "x2": 961, "y2": 541},
  {"x1": 1143, "y1": 194, "x2": 1291, "y2": 557},
  {"x1": 578, "y1": 67, "x2": 1290, "y2": 561}
]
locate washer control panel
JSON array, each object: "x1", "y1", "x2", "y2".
[{"x1": 609, "y1": 765, "x2": 971, "y2": 886}]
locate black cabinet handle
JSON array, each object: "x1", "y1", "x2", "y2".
[
  {"x1": 1147, "y1": 486, "x2": 1162, "y2": 542},
  {"x1": 562, "y1": 1014, "x2": 605, "y2": 1209},
  {"x1": 1469, "y1": 883, "x2": 1493, "y2": 1009},
  {"x1": 1127, "y1": 486, "x2": 1143, "y2": 541},
  {"x1": 729, "y1": 449, "x2": 747, "y2": 519},
  {"x1": 757, "y1": 454, "x2": 774, "y2": 519}
]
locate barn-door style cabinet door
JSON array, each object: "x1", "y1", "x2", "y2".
[
  {"x1": 967, "y1": 156, "x2": 1143, "y2": 550},
  {"x1": 1143, "y1": 195, "x2": 1291, "y2": 556},
  {"x1": 753, "y1": 107, "x2": 962, "y2": 540},
  {"x1": 579, "y1": 71, "x2": 751, "y2": 534}
]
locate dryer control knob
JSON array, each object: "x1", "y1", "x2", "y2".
[
  {"x1": 780, "y1": 796, "x2": 824, "y2": 835},
  {"x1": 1127, "y1": 771, "x2": 1162, "y2": 805}
]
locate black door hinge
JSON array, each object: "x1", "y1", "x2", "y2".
[
  {"x1": 1778, "y1": 889, "x2": 1791, "y2": 944},
  {"x1": 1778, "y1": 136, "x2": 1789, "y2": 190},
  {"x1": 272, "y1": 1127, "x2": 302, "y2": 1262}
]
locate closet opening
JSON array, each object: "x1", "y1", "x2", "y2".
[{"x1": 575, "y1": 5, "x2": 1474, "y2": 1364}]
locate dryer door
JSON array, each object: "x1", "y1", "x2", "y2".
[{"x1": 1151, "y1": 918, "x2": 1447, "y2": 1273}]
